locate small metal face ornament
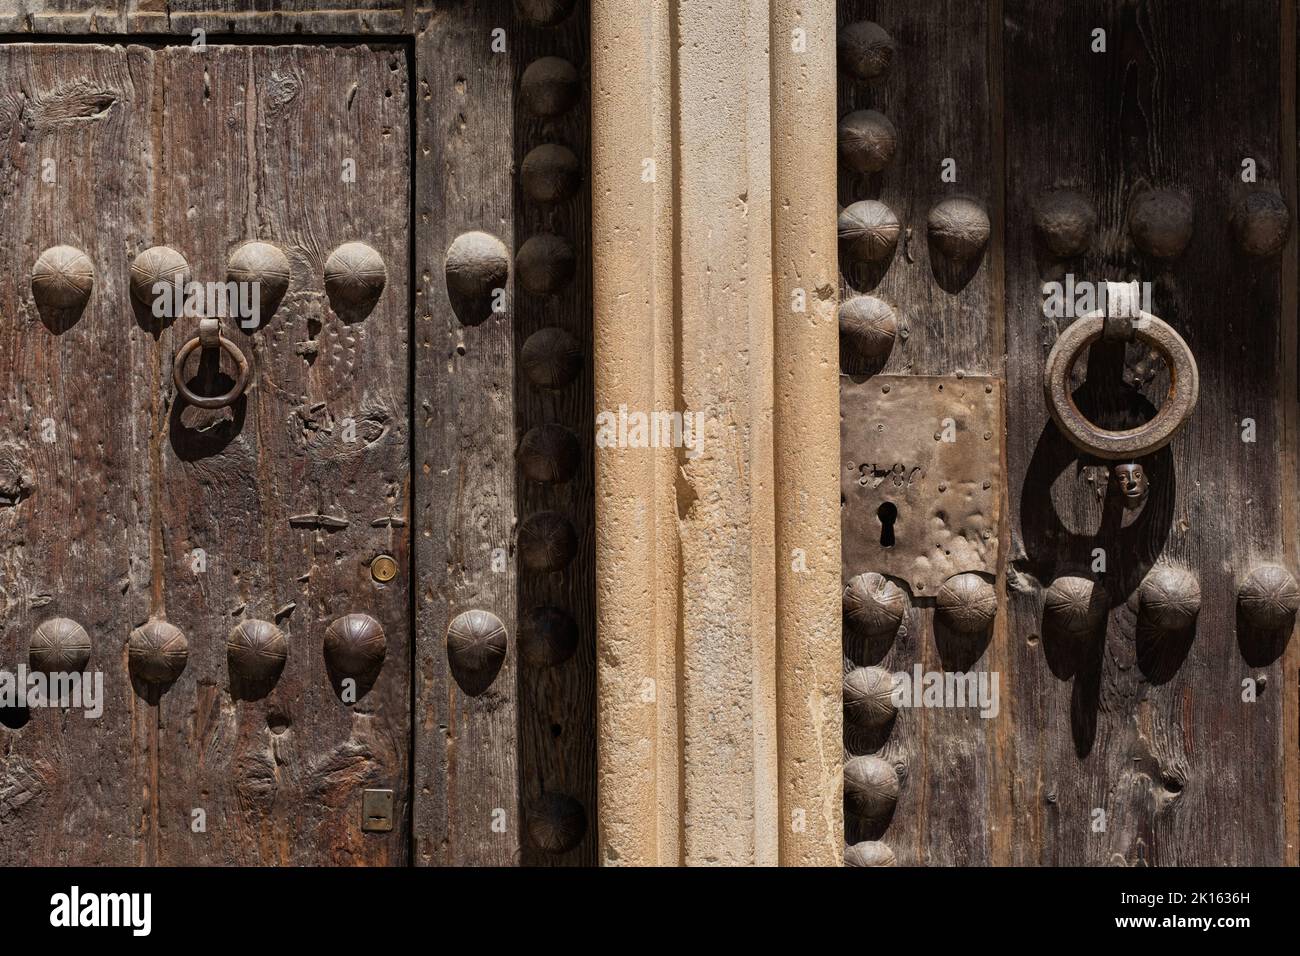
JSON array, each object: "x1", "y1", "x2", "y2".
[{"x1": 1113, "y1": 463, "x2": 1148, "y2": 510}]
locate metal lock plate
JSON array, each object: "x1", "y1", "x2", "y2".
[
  {"x1": 841, "y1": 375, "x2": 1003, "y2": 595},
  {"x1": 361, "y1": 788, "x2": 394, "y2": 832}
]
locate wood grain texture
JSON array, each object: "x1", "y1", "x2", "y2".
[
  {"x1": 0, "y1": 40, "x2": 410, "y2": 866},
  {"x1": 1003, "y1": 0, "x2": 1289, "y2": 865},
  {"x1": 149, "y1": 43, "x2": 410, "y2": 866},
  {"x1": 412, "y1": 1, "x2": 522, "y2": 866},
  {"x1": 0, "y1": 42, "x2": 155, "y2": 865},
  {"x1": 837, "y1": 0, "x2": 999, "y2": 866},
  {"x1": 512, "y1": 0, "x2": 595, "y2": 868},
  {"x1": 1283, "y1": 0, "x2": 1299, "y2": 868},
  {"x1": 0, "y1": 1, "x2": 411, "y2": 36}
]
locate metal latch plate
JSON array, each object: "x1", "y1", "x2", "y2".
[
  {"x1": 362, "y1": 788, "x2": 394, "y2": 832},
  {"x1": 841, "y1": 375, "x2": 1002, "y2": 595}
]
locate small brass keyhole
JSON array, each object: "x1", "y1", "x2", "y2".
[
  {"x1": 878, "y1": 501, "x2": 898, "y2": 548},
  {"x1": 370, "y1": 554, "x2": 398, "y2": 583}
]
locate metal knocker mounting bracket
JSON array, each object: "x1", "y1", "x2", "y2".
[
  {"x1": 1043, "y1": 294, "x2": 1199, "y2": 461},
  {"x1": 173, "y1": 317, "x2": 251, "y2": 409}
]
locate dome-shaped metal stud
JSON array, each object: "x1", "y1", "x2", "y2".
[
  {"x1": 525, "y1": 792, "x2": 586, "y2": 853},
  {"x1": 1043, "y1": 574, "x2": 1107, "y2": 636},
  {"x1": 516, "y1": 234, "x2": 577, "y2": 295},
  {"x1": 445, "y1": 230, "x2": 510, "y2": 325},
  {"x1": 838, "y1": 21, "x2": 896, "y2": 82},
  {"x1": 129, "y1": 245, "x2": 190, "y2": 309},
  {"x1": 31, "y1": 245, "x2": 94, "y2": 310},
  {"x1": 1231, "y1": 191, "x2": 1291, "y2": 258},
  {"x1": 928, "y1": 198, "x2": 990, "y2": 261},
  {"x1": 520, "y1": 326, "x2": 582, "y2": 388},
  {"x1": 1128, "y1": 189, "x2": 1194, "y2": 260},
  {"x1": 839, "y1": 295, "x2": 897, "y2": 362},
  {"x1": 843, "y1": 666, "x2": 897, "y2": 731},
  {"x1": 518, "y1": 510, "x2": 579, "y2": 573},
  {"x1": 837, "y1": 110, "x2": 897, "y2": 174},
  {"x1": 324, "y1": 613, "x2": 386, "y2": 677},
  {"x1": 843, "y1": 754, "x2": 899, "y2": 826},
  {"x1": 227, "y1": 241, "x2": 291, "y2": 323},
  {"x1": 128, "y1": 620, "x2": 189, "y2": 684},
  {"x1": 518, "y1": 423, "x2": 581, "y2": 484},
  {"x1": 845, "y1": 841, "x2": 897, "y2": 867},
  {"x1": 515, "y1": 0, "x2": 576, "y2": 27},
  {"x1": 1138, "y1": 567, "x2": 1201, "y2": 630},
  {"x1": 936, "y1": 572, "x2": 998, "y2": 633},
  {"x1": 520, "y1": 56, "x2": 580, "y2": 117},
  {"x1": 29, "y1": 617, "x2": 91, "y2": 673},
  {"x1": 1237, "y1": 564, "x2": 1300, "y2": 630},
  {"x1": 1032, "y1": 190, "x2": 1096, "y2": 258},
  {"x1": 838, "y1": 200, "x2": 900, "y2": 265},
  {"x1": 324, "y1": 241, "x2": 386, "y2": 316},
  {"x1": 518, "y1": 605, "x2": 579, "y2": 667},
  {"x1": 521, "y1": 144, "x2": 581, "y2": 205},
  {"x1": 445, "y1": 231, "x2": 510, "y2": 299},
  {"x1": 843, "y1": 572, "x2": 906, "y2": 640},
  {"x1": 446, "y1": 609, "x2": 508, "y2": 696},
  {"x1": 226, "y1": 619, "x2": 288, "y2": 683}
]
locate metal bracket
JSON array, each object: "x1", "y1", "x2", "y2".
[
  {"x1": 361, "y1": 788, "x2": 394, "y2": 832},
  {"x1": 1101, "y1": 279, "x2": 1140, "y2": 343},
  {"x1": 841, "y1": 375, "x2": 1003, "y2": 595}
]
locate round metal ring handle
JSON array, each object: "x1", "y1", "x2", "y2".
[
  {"x1": 1043, "y1": 309, "x2": 1198, "y2": 460},
  {"x1": 172, "y1": 329, "x2": 250, "y2": 410}
]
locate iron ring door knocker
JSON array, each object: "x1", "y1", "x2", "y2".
[
  {"x1": 173, "y1": 316, "x2": 251, "y2": 409},
  {"x1": 1043, "y1": 284, "x2": 1198, "y2": 508}
]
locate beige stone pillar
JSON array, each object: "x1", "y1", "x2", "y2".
[
  {"x1": 592, "y1": 0, "x2": 841, "y2": 866},
  {"x1": 770, "y1": 0, "x2": 844, "y2": 866}
]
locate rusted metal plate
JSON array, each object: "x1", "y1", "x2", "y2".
[{"x1": 841, "y1": 375, "x2": 1002, "y2": 595}]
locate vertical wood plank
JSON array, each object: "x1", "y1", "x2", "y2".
[
  {"x1": 837, "y1": 0, "x2": 999, "y2": 866},
  {"x1": 1283, "y1": 0, "x2": 1299, "y2": 869},
  {"x1": 412, "y1": 2, "x2": 521, "y2": 866},
  {"x1": 150, "y1": 43, "x2": 411, "y2": 865},
  {"x1": 512, "y1": 0, "x2": 597, "y2": 868},
  {"x1": 0, "y1": 43, "x2": 155, "y2": 864}
]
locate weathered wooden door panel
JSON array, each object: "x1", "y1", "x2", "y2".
[
  {"x1": 0, "y1": 41, "x2": 410, "y2": 865},
  {"x1": 837, "y1": 0, "x2": 1001, "y2": 867},
  {"x1": 150, "y1": 44, "x2": 410, "y2": 866},
  {"x1": 0, "y1": 43, "x2": 156, "y2": 865},
  {"x1": 839, "y1": 0, "x2": 1296, "y2": 866},
  {"x1": 1004, "y1": 0, "x2": 1289, "y2": 866}
]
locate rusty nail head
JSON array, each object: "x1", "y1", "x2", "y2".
[{"x1": 370, "y1": 554, "x2": 398, "y2": 583}]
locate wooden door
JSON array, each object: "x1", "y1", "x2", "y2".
[
  {"x1": 838, "y1": 0, "x2": 1297, "y2": 866},
  {"x1": 0, "y1": 41, "x2": 410, "y2": 865}
]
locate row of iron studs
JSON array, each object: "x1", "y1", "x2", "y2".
[
  {"x1": 837, "y1": 16, "x2": 906, "y2": 870},
  {"x1": 30, "y1": 240, "x2": 386, "y2": 324},
  {"x1": 834, "y1": 31, "x2": 1292, "y2": 378},
  {"x1": 26, "y1": 613, "x2": 386, "y2": 693},
  {"x1": 440, "y1": 0, "x2": 589, "y2": 858}
]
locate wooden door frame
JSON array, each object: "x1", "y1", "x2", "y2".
[{"x1": 0, "y1": 1, "x2": 595, "y2": 867}]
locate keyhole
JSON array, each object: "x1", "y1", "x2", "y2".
[{"x1": 878, "y1": 501, "x2": 898, "y2": 548}]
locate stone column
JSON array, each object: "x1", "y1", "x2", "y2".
[
  {"x1": 592, "y1": 0, "x2": 841, "y2": 865},
  {"x1": 770, "y1": 0, "x2": 844, "y2": 866}
]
